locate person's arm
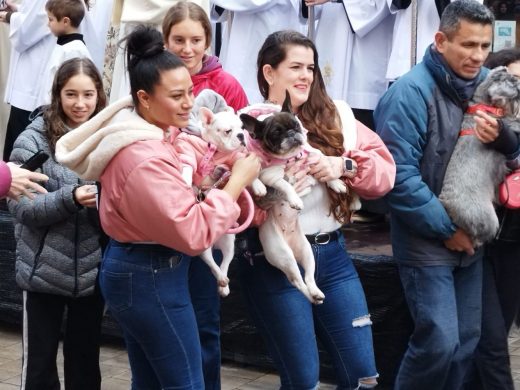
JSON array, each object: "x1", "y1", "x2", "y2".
[
  {"x1": 3, "y1": 0, "x2": 52, "y2": 53},
  {"x1": 474, "y1": 110, "x2": 520, "y2": 169},
  {"x1": 7, "y1": 131, "x2": 82, "y2": 227},
  {"x1": 211, "y1": 0, "x2": 291, "y2": 13},
  {"x1": 116, "y1": 153, "x2": 259, "y2": 255},
  {"x1": 3, "y1": 163, "x2": 48, "y2": 200},
  {"x1": 340, "y1": 121, "x2": 396, "y2": 199},
  {"x1": 374, "y1": 78, "x2": 457, "y2": 240}
]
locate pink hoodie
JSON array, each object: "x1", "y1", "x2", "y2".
[{"x1": 55, "y1": 96, "x2": 241, "y2": 256}]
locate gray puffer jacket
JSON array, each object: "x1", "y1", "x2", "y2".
[{"x1": 7, "y1": 115, "x2": 102, "y2": 297}]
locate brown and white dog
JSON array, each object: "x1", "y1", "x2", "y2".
[{"x1": 239, "y1": 97, "x2": 347, "y2": 304}]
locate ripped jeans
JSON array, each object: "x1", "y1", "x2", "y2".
[{"x1": 237, "y1": 229, "x2": 378, "y2": 390}]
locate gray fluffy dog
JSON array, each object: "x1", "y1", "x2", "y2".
[{"x1": 439, "y1": 66, "x2": 520, "y2": 246}]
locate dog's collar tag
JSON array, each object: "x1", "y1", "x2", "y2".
[{"x1": 466, "y1": 104, "x2": 504, "y2": 117}]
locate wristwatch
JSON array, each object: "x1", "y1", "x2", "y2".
[{"x1": 342, "y1": 157, "x2": 356, "y2": 178}]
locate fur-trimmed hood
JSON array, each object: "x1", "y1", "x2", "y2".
[{"x1": 55, "y1": 95, "x2": 165, "y2": 180}]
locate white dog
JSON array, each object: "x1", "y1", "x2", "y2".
[{"x1": 176, "y1": 92, "x2": 251, "y2": 297}]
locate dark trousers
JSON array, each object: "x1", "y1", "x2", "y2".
[
  {"x1": 4, "y1": 106, "x2": 31, "y2": 161},
  {"x1": 465, "y1": 242, "x2": 520, "y2": 390},
  {"x1": 22, "y1": 289, "x2": 104, "y2": 390},
  {"x1": 189, "y1": 251, "x2": 223, "y2": 390}
]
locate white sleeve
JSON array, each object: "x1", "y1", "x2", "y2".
[
  {"x1": 344, "y1": 0, "x2": 391, "y2": 37},
  {"x1": 211, "y1": 0, "x2": 298, "y2": 14},
  {"x1": 9, "y1": 0, "x2": 53, "y2": 53}
]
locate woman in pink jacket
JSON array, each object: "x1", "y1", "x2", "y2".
[
  {"x1": 236, "y1": 30, "x2": 396, "y2": 390},
  {"x1": 55, "y1": 26, "x2": 260, "y2": 389}
]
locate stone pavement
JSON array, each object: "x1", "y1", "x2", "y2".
[
  {"x1": 0, "y1": 322, "x2": 337, "y2": 390},
  {"x1": 1, "y1": 322, "x2": 520, "y2": 389}
]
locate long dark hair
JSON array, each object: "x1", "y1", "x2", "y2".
[
  {"x1": 257, "y1": 30, "x2": 352, "y2": 222},
  {"x1": 44, "y1": 57, "x2": 106, "y2": 154},
  {"x1": 124, "y1": 25, "x2": 185, "y2": 107}
]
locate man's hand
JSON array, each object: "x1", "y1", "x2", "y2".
[
  {"x1": 474, "y1": 110, "x2": 500, "y2": 143},
  {"x1": 444, "y1": 228, "x2": 475, "y2": 255},
  {"x1": 7, "y1": 163, "x2": 48, "y2": 200}
]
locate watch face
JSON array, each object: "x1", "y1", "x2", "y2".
[{"x1": 345, "y1": 158, "x2": 353, "y2": 171}]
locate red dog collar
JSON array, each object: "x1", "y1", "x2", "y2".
[{"x1": 466, "y1": 104, "x2": 504, "y2": 117}]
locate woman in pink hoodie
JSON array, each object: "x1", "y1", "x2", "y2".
[
  {"x1": 162, "y1": 2, "x2": 248, "y2": 112},
  {"x1": 55, "y1": 26, "x2": 260, "y2": 390}
]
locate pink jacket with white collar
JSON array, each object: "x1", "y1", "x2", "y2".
[{"x1": 55, "y1": 96, "x2": 241, "y2": 255}]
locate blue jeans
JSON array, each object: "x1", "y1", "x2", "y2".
[
  {"x1": 237, "y1": 229, "x2": 378, "y2": 390},
  {"x1": 395, "y1": 258, "x2": 483, "y2": 390},
  {"x1": 99, "y1": 240, "x2": 204, "y2": 390},
  {"x1": 189, "y1": 252, "x2": 222, "y2": 390}
]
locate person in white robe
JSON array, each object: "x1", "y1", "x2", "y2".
[
  {"x1": 210, "y1": 0, "x2": 306, "y2": 104},
  {"x1": 108, "y1": 0, "x2": 210, "y2": 103},
  {"x1": 310, "y1": 0, "x2": 394, "y2": 111}
]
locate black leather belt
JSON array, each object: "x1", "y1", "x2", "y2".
[{"x1": 305, "y1": 230, "x2": 341, "y2": 245}]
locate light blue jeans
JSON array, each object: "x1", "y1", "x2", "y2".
[
  {"x1": 395, "y1": 258, "x2": 483, "y2": 390},
  {"x1": 237, "y1": 229, "x2": 378, "y2": 390},
  {"x1": 100, "y1": 240, "x2": 204, "y2": 390}
]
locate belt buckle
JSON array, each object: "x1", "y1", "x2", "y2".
[{"x1": 314, "y1": 232, "x2": 330, "y2": 245}]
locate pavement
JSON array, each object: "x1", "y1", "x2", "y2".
[
  {"x1": 0, "y1": 321, "x2": 520, "y2": 389},
  {"x1": 0, "y1": 322, "x2": 337, "y2": 390}
]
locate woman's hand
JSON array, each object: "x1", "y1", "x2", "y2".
[
  {"x1": 224, "y1": 154, "x2": 261, "y2": 201},
  {"x1": 7, "y1": 163, "x2": 48, "y2": 200},
  {"x1": 309, "y1": 155, "x2": 346, "y2": 182},
  {"x1": 73, "y1": 184, "x2": 97, "y2": 208},
  {"x1": 474, "y1": 110, "x2": 500, "y2": 143},
  {"x1": 285, "y1": 158, "x2": 317, "y2": 197}
]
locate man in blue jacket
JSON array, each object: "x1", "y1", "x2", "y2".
[{"x1": 375, "y1": 1, "x2": 502, "y2": 389}]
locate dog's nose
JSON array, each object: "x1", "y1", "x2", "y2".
[{"x1": 237, "y1": 133, "x2": 244, "y2": 141}]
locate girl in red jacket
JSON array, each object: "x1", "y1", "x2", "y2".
[{"x1": 162, "y1": 2, "x2": 248, "y2": 113}]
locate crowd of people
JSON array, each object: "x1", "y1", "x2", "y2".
[{"x1": 0, "y1": 0, "x2": 519, "y2": 390}]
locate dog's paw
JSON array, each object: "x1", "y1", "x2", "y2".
[
  {"x1": 327, "y1": 179, "x2": 347, "y2": 193},
  {"x1": 251, "y1": 179, "x2": 267, "y2": 197},
  {"x1": 287, "y1": 194, "x2": 304, "y2": 210}
]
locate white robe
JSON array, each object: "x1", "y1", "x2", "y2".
[
  {"x1": 314, "y1": 0, "x2": 394, "y2": 110},
  {"x1": 211, "y1": 0, "x2": 306, "y2": 104},
  {"x1": 109, "y1": 0, "x2": 210, "y2": 103},
  {"x1": 385, "y1": 0, "x2": 484, "y2": 80}
]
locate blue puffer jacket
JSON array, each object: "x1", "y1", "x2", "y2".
[{"x1": 374, "y1": 46, "x2": 487, "y2": 266}]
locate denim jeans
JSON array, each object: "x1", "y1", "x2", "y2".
[
  {"x1": 100, "y1": 240, "x2": 204, "y2": 390},
  {"x1": 395, "y1": 258, "x2": 483, "y2": 390},
  {"x1": 237, "y1": 229, "x2": 378, "y2": 390},
  {"x1": 189, "y1": 251, "x2": 223, "y2": 390}
]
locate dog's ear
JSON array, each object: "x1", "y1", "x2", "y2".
[
  {"x1": 281, "y1": 91, "x2": 292, "y2": 113},
  {"x1": 199, "y1": 107, "x2": 214, "y2": 127},
  {"x1": 240, "y1": 114, "x2": 260, "y2": 138}
]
